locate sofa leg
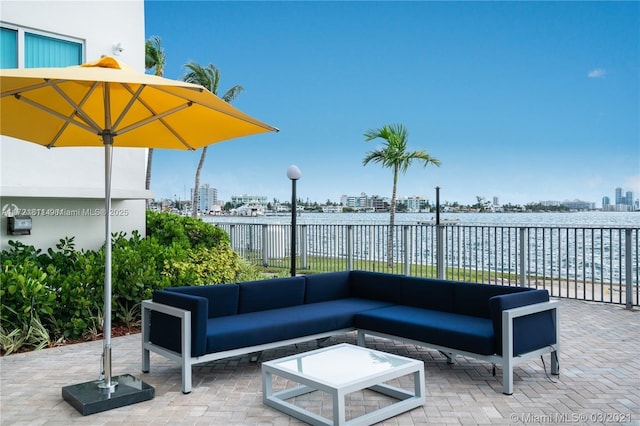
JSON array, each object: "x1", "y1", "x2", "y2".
[
  {"x1": 250, "y1": 351, "x2": 263, "y2": 363},
  {"x1": 551, "y1": 349, "x2": 560, "y2": 376},
  {"x1": 316, "y1": 337, "x2": 331, "y2": 347},
  {"x1": 503, "y1": 363, "x2": 513, "y2": 395},
  {"x1": 439, "y1": 351, "x2": 455, "y2": 365},
  {"x1": 182, "y1": 361, "x2": 192, "y2": 394},
  {"x1": 141, "y1": 304, "x2": 151, "y2": 373},
  {"x1": 356, "y1": 331, "x2": 366, "y2": 346},
  {"x1": 142, "y1": 345, "x2": 150, "y2": 373}
]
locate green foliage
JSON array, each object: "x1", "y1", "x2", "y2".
[
  {"x1": 0, "y1": 260, "x2": 56, "y2": 324},
  {"x1": 1, "y1": 211, "x2": 263, "y2": 353},
  {"x1": 0, "y1": 309, "x2": 55, "y2": 355},
  {"x1": 146, "y1": 210, "x2": 230, "y2": 248},
  {"x1": 162, "y1": 245, "x2": 240, "y2": 286}
]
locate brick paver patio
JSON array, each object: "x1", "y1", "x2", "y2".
[{"x1": 1, "y1": 298, "x2": 638, "y2": 425}]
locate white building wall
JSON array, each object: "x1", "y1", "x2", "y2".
[{"x1": 0, "y1": 0, "x2": 150, "y2": 251}]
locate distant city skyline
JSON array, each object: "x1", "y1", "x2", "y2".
[{"x1": 183, "y1": 183, "x2": 637, "y2": 212}]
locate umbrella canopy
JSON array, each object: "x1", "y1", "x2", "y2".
[
  {"x1": 0, "y1": 56, "x2": 278, "y2": 394},
  {"x1": 0, "y1": 56, "x2": 277, "y2": 149}
]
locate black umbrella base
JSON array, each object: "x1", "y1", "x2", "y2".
[{"x1": 62, "y1": 374, "x2": 154, "y2": 416}]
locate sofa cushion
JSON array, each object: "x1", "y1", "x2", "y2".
[
  {"x1": 401, "y1": 276, "x2": 455, "y2": 312},
  {"x1": 304, "y1": 271, "x2": 351, "y2": 303},
  {"x1": 355, "y1": 305, "x2": 495, "y2": 355},
  {"x1": 238, "y1": 276, "x2": 306, "y2": 313},
  {"x1": 489, "y1": 290, "x2": 555, "y2": 356},
  {"x1": 349, "y1": 270, "x2": 403, "y2": 303},
  {"x1": 166, "y1": 284, "x2": 239, "y2": 318},
  {"x1": 206, "y1": 298, "x2": 393, "y2": 353},
  {"x1": 151, "y1": 290, "x2": 208, "y2": 357},
  {"x1": 454, "y1": 282, "x2": 529, "y2": 318}
]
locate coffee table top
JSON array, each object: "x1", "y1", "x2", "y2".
[{"x1": 264, "y1": 343, "x2": 421, "y2": 387}]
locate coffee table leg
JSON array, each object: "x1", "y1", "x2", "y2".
[
  {"x1": 334, "y1": 389, "x2": 345, "y2": 425},
  {"x1": 262, "y1": 370, "x2": 273, "y2": 401}
]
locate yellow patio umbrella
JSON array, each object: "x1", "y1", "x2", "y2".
[{"x1": 0, "y1": 56, "x2": 278, "y2": 412}]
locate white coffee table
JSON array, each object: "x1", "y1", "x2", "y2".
[{"x1": 261, "y1": 343, "x2": 425, "y2": 426}]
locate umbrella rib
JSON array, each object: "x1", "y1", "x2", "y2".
[
  {"x1": 0, "y1": 80, "x2": 54, "y2": 98},
  {"x1": 119, "y1": 83, "x2": 195, "y2": 150},
  {"x1": 48, "y1": 81, "x2": 101, "y2": 148},
  {"x1": 13, "y1": 93, "x2": 99, "y2": 135},
  {"x1": 115, "y1": 102, "x2": 195, "y2": 150},
  {"x1": 111, "y1": 83, "x2": 146, "y2": 130},
  {"x1": 151, "y1": 85, "x2": 279, "y2": 132},
  {"x1": 49, "y1": 80, "x2": 103, "y2": 132}
]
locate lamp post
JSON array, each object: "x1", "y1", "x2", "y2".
[{"x1": 287, "y1": 165, "x2": 302, "y2": 276}]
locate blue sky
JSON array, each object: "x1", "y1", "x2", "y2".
[{"x1": 145, "y1": 1, "x2": 639, "y2": 207}]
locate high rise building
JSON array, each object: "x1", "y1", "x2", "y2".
[
  {"x1": 615, "y1": 187, "x2": 623, "y2": 206},
  {"x1": 190, "y1": 184, "x2": 217, "y2": 212},
  {"x1": 230, "y1": 194, "x2": 268, "y2": 207}
]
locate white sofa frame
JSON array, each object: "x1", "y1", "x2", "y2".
[
  {"x1": 356, "y1": 300, "x2": 560, "y2": 395},
  {"x1": 141, "y1": 299, "x2": 354, "y2": 394},
  {"x1": 141, "y1": 299, "x2": 559, "y2": 395}
]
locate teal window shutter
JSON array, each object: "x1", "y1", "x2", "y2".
[
  {"x1": 0, "y1": 27, "x2": 18, "y2": 68},
  {"x1": 25, "y1": 32, "x2": 82, "y2": 67}
]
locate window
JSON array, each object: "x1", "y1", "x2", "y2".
[
  {"x1": 0, "y1": 27, "x2": 18, "y2": 68},
  {"x1": 25, "y1": 33, "x2": 82, "y2": 67},
  {"x1": 0, "y1": 24, "x2": 83, "y2": 68}
]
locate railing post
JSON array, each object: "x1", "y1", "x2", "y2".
[
  {"x1": 301, "y1": 225, "x2": 308, "y2": 270},
  {"x1": 625, "y1": 228, "x2": 633, "y2": 310},
  {"x1": 403, "y1": 225, "x2": 410, "y2": 276},
  {"x1": 437, "y1": 225, "x2": 445, "y2": 279},
  {"x1": 229, "y1": 224, "x2": 235, "y2": 252},
  {"x1": 519, "y1": 227, "x2": 527, "y2": 287},
  {"x1": 347, "y1": 225, "x2": 354, "y2": 271},
  {"x1": 262, "y1": 224, "x2": 268, "y2": 267}
]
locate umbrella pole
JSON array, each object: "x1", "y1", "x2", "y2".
[
  {"x1": 62, "y1": 136, "x2": 153, "y2": 414},
  {"x1": 99, "y1": 138, "x2": 117, "y2": 392}
]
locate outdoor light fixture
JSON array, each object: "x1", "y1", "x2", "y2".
[
  {"x1": 112, "y1": 43, "x2": 124, "y2": 56},
  {"x1": 7, "y1": 215, "x2": 32, "y2": 235},
  {"x1": 287, "y1": 165, "x2": 302, "y2": 276}
]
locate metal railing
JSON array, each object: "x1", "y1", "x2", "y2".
[{"x1": 217, "y1": 223, "x2": 639, "y2": 308}]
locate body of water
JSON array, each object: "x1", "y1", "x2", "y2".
[{"x1": 204, "y1": 211, "x2": 640, "y2": 227}]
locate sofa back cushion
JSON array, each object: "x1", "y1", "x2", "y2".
[
  {"x1": 401, "y1": 276, "x2": 455, "y2": 312},
  {"x1": 166, "y1": 284, "x2": 239, "y2": 318},
  {"x1": 489, "y1": 289, "x2": 555, "y2": 356},
  {"x1": 152, "y1": 290, "x2": 208, "y2": 357},
  {"x1": 238, "y1": 276, "x2": 306, "y2": 313},
  {"x1": 349, "y1": 270, "x2": 403, "y2": 303},
  {"x1": 454, "y1": 282, "x2": 529, "y2": 318},
  {"x1": 304, "y1": 271, "x2": 351, "y2": 303}
]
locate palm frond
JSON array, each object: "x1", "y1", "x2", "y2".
[{"x1": 145, "y1": 35, "x2": 165, "y2": 76}]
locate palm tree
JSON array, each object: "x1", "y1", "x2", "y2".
[
  {"x1": 363, "y1": 124, "x2": 441, "y2": 268},
  {"x1": 144, "y1": 36, "x2": 165, "y2": 206},
  {"x1": 182, "y1": 62, "x2": 243, "y2": 217}
]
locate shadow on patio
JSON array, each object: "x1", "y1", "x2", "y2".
[{"x1": 1, "y1": 299, "x2": 638, "y2": 425}]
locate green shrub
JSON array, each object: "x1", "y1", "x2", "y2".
[
  {"x1": 146, "y1": 210, "x2": 230, "y2": 248},
  {"x1": 1, "y1": 211, "x2": 264, "y2": 352},
  {"x1": 0, "y1": 260, "x2": 56, "y2": 325},
  {"x1": 162, "y1": 245, "x2": 241, "y2": 286}
]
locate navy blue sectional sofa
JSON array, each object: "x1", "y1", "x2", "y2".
[{"x1": 141, "y1": 271, "x2": 559, "y2": 395}]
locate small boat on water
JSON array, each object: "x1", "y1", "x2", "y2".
[
  {"x1": 417, "y1": 217, "x2": 460, "y2": 225},
  {"x1": 231, "y1": 202, "x2": 265, "y2": 216}
]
